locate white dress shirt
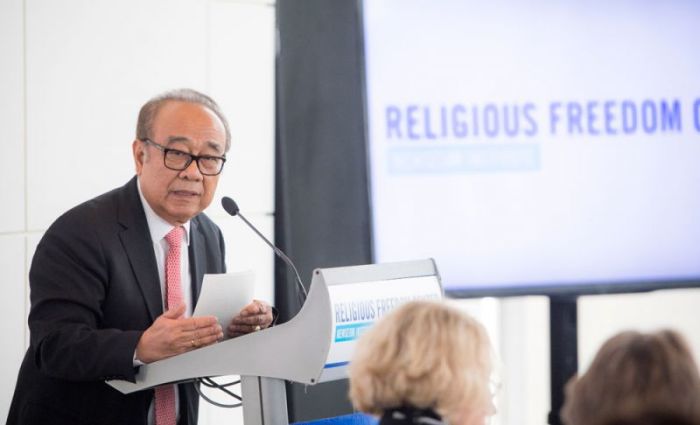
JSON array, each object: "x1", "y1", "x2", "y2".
[{"x1": 137, "y1": 179, "x2": 192, "y2": 424}]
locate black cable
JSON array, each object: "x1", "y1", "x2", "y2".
[
  {"x1": 199, "y1": 378, "x2": 242, "y2": 400},
  {"x1": 195, "y1": 377, "x2": 242, "y2": 408},
  {"x1": 200, "y1": 376, "x2": 241, "y2": 389}
]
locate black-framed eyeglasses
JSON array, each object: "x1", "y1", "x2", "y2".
[{"x1": 140, "y1": 138, "x2": 226, "y2": 176}]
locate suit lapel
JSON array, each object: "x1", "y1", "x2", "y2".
[
  {"x1": 189, "y1": 218, "x2": 205, "y2": 307},
  {"x1": 117, "y1": 177, "x2": 163, "y2": 321}
]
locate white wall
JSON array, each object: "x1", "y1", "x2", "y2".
[
  {"x1": 579, "y1": 288, "x2": 700, "y2": 371},
  {"x1": 0, "y1": 0, "x2": 275, "y2": 423}
]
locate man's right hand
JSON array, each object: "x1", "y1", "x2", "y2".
[{"x1": 135, "y1": 304, "x2": 223, "y2": 364}]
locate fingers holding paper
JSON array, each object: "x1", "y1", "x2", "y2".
[
  {"x1": 227, "y1": 300, "x2": 274, "y2": 338},
  {"x1": 135, "y1": 303, "x2": 223, "y2": 363}
]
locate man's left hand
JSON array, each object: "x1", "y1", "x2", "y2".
[{"x1": 228, "y1": 300, "x2": 274, "y2": 337}]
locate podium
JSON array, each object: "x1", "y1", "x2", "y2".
[{"x1": 108, "y1": 259, "x2": 443, "y2": 424}]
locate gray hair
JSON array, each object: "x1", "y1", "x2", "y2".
[{"x1": 136, "y1": 88, "x2": 231, "y2": 152}]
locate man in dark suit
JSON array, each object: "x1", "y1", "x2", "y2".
[{"x1": 7, "y1": 89, "x2": 273, "y2": 425}]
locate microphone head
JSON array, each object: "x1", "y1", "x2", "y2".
[{"x1": 221, "y1": 196, "x2": 240, "y2": 216}]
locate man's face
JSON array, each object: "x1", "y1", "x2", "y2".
[{"x1": 133, "y1": 100, "x2": 227, "y2": 225}]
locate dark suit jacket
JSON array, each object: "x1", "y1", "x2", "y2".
[
  {"x1": 378, "y1": 407, "x2": 445, "y2": 425},
  {"x1": 7, "y1": 177, "x2": 226, "y2": 425}
]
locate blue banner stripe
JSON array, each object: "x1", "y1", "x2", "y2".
[
  {"x1": 324, "y1": 361, "x2": 350, "y2": 369},
  {"x1": 334, "y1": 321, "x2": 374, "y2": 342}
]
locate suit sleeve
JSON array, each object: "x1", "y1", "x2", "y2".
[
  {"x1": 28, "y1": 209, "x2": 142, "y2": 383},
  {"x1": 218, "y1": 225, "x2": 227, "y2": 273}
]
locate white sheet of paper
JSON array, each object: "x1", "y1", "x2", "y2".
[{"x1": 193, "y1": 270, "x2": 255, "y2": 338}]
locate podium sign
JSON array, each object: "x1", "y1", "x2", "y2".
[
  {"x1": 107, "y1": 259, "x2": 442, "y2": 424},
  {"x1": 321, "y1": 274, "x2": 442, "y2": 382}
]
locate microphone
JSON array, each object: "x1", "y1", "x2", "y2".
[{"x1": 221, "y1": 196, "x2": 308, "y2": 301}]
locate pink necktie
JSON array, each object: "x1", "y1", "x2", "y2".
[{"x1": 155, "y1": 226, "x2": 185, "y2": 425}]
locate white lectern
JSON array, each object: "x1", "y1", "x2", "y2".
[{"x1": 108, "y1": 259, "x2": 443, "y2": 424}]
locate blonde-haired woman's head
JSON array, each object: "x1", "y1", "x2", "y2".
[{"x1": 348, "y1": 300, "x2": 494, "y2": 425}]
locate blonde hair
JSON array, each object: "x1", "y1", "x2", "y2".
[
  {"x1": 562, "y1": 329, "x2": 700, "y2": 425},
  {"x1": 348, "y1": 300, "x2": 493, "y2": 423}
]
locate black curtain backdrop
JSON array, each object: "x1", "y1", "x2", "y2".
[{"x1": 275, "y1": 0, "x2": 371, "y2": 422}]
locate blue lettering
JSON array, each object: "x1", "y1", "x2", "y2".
[
  {"x1": 641, "y1": 100, "x2": 657, "y2": 134},
  {"x1": 604, "y1": 101, "x2": 616, "y2": 135},
  {"x1": 587, "y1": 101, "x2": 600, "y2": 136},
  {"x1": 337, "y1": 328, "x2": 354, "y2": 339},
  {"x1": 622, "y1": 100, "x2": 636, "y2": 134},
  {"x1": 386, "y1": 106, "x2": 402, "y2": 139},
  {"x1": 440, "y1": 105, "x2": 448, "y2": 137},
  {"x1": 503, "y1": 104, "x2": 519, "y2": 137},
  {"x1": 695, "y1": 99, "x2": 700, "y2": 132},
  {"x1": 549, "y1": 102, "x2": 562, "y2": 135},
  {"x1": 407, "y1": 105, "x2": 419, "y2": 139},
  {"x1": 472, "y1": 106, "x2": 480, "y2": 136},
  {"x1": 423, "y1": 107, "x2": 437, "y2": 139},
  {"x1": 567, "y1": 102, "x2": 583, "y2": 134},
  {"x1": 452, "y1": 105, "x2": 468, "y2": 138},
  {"x1": 484, "y1": 104, "x2": 499, "y2": 137},
  {"x1": 660, "y1": 100, "x2": 682, "y2": 132},
  {"x1": 384, "y1": 100, "x2": 690, "y2": 140},
  {"x1": 523, "y1": 103, "x2": 538, "y2": 136}
]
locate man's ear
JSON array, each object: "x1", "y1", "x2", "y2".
[{"x1": 132, "y1": 139, "x2": 146, "y2": 174}]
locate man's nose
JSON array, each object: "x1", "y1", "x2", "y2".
[{"x1": 179, "y1": 158, "x2": 203, "y2": 180}]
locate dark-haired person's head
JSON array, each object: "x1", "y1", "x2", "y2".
[
  {"x1": 603, "y1": 410, "x2": 699, "y2": 425},
  {"x1": 562, "y1": 329, "x2": 700, "y2": 425}
]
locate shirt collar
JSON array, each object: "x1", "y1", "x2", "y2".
[{"x1": 137, "y1": 178, "x2": 191, "y2": 246}]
